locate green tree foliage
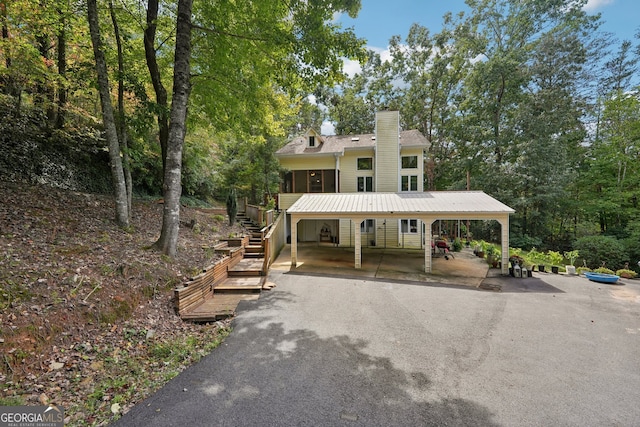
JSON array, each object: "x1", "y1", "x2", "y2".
[
  {"x1": 574, "y1": 235, "x2": 628, "y2": 270},
  {"x1": 317, "y1": 50, "x2": 391, "y2": 135},
  {"x1": 391, "y1": 21, "x2": 469, "y2": 190},
  {"x1": 214, "y1": 133, "x2": 284, "y2": 205},
  {"x1": 3, "y1": 0, "x2": 639, "y2": 259},
  {"x1": 189, "y1": 0, "x2": 366, "y2": 138},
  {"x1": 450, "y1": 0, "x2": 598, "y2": 248},
  {"x1": 284, "y1": 96, "x2": 325, "y2": 138},
  {"x1": 580, "y1": 91, "x2": 640, "y2": 235}
]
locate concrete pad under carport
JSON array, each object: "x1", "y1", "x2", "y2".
[{"x1": 271, "y1": 244, "x2": 492, "y2": 287}]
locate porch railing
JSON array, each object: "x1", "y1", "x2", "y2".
[{"x1": 245, "y1": 201, "x2": 275, "y2": 227}]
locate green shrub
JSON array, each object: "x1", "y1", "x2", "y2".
[
  {"x1": 546, "y1": 250, "x2": 564, "y2": 267},
  {"x1": 616, "y1": 269, "x2": 638, "y2": 279},
  {"x1": 525, "y1": 247, "x2": 546, "y2": 266},
  {"x1": 593, "y1": 267, "x2": 615, "y2": 274},
  {"x1": 509, "y1": 235, "x2": 543, "y2": 251},
  {"x1": 452, "y1": 238, "x2": 463, "y2": 252},
  {"x1": 576, "y1": 267, "x2": 592, "y2": 275},
  {"x1": 621, "y1": 235, "x2": 640, "y2": 273},
  {"x1": 574, "y1": 235, "x2": 628, "y2": 270}
]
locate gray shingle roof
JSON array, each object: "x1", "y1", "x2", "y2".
[{"x1": 276, "y1": 129, "x2": 429, "y2": 157}]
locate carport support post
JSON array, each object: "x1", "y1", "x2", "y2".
[
  {"x1": 291, "y1": 216, "x2": 300, "y2": 267},
  {"x1": 423, "y1": 218, "x2": 435, "y2": 273},
  {"x1": 498, "y1": 216, "x2": 509, "y2": 275},
  {"x1": 353, "y1": 218, "x2": 364, "y2": 269}
]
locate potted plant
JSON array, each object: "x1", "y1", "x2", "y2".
[
  {"x1": 476, "y1": 240, "x2": 486, "y2": 258},
  {"x1": 546, "y1": 250, "x2": 563, "y2": 274},
  {"x1": 563, "y1": 250, "x2": 579, "y2": 275},
  {"x1": 616, "y1": 268, "x2": 638, "y2": 279},
  {"x1": 527, "y1": 247, "x2": 545, "y2": 272},
  {"x1": 486, "y1": 244, "x2": 499, "y2": 268}
]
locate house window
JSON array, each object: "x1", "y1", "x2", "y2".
[
  {"x1": 357, "y1": 176, "x2": 373, "y2": 192},
  {"x1": 401, "y1": 219, "x2": 418, "y2": 234},
  {"x1": 357, "y1": 157, "x2": 373, "y2": 170},
  {"x1": 361, "y1": 219, "x2": 375, "y2": 233},
  {"x1": 308, "y1": 135, "x2": 315, "y2": 147},
  {"x1": 402, "y1": 155, "x2": 418, "y2": 169},
  {"x1": 401, "y1": 175, "x2": 418, "y2": 191}
]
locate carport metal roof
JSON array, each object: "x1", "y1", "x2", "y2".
[
  {"x1": 287, "y1": 191, "x2": 514, "y2": 217},
  {"x1": 286, "y1": 191, "x2": 515, "y2": 275}
]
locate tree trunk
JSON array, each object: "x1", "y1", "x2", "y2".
[
  {"x1": 154, "y1": 0, "x2": 192, "y2": 256},
  {"x1": 144, "y1": 0, "x2": 169, "y2": 175},
  {"x1": 109, "y1": 0, "x2": 132, "y2": 217},
  {"x1": 87, "y1": 0, "x2": 129, "y2": 227},
  {"x1": 1, "y1": 1, "x2": 20, "y2": 103},
  {"x1": 55, "y1": 7, "x2": 67, "y2": 129}
]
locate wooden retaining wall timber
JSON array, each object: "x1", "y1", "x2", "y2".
[{"x1": 174, "y1": 247, "x2": 245, "y2": 316}]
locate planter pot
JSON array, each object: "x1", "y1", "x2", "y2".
[
  {"x1": 551, "y1": 266, "x2": 559, "y2": 274},
  {"x1": 477, "y1": 251, "x2": 485, "y2": 258},
  {"x1": 566, "y1": 265, "x2": 576, "y2": 275},
  {"x1": 538, "y1": 265, "x2": 545, "y2": 273}
]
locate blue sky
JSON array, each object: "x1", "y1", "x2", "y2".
[{"x1": 338, "y1": 0, "x2": 639, "y2": 56}]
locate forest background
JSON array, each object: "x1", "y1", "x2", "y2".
[{"x1": 1, "y1": 0, "x2": 639, "y2": 270}]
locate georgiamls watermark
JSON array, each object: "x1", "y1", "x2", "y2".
[{"x1": 0, "y1": 405, "x2": 64, "y2": 427}]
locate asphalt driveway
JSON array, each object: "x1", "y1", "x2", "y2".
[{"x1": 114, "y1": 271, "x2": 640, "y2": 426}]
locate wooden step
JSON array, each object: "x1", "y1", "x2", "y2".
[
  {"x1": 243, "y1": 253, "x2": 264, "y2": 259},
  {"x1": 245, "y1": 244, "x2": 264, "y2": 253},
  {"x1": 215, "y1": 276, "x2": 264, "y2": 291},
  {"x1": 179, "y1": 293, "x2": 258, "y2": 322},
  {"x1": 229, "y1": 258, "x2": 264, "y2": 270},
  {"x1": 228, "y1": 269, "x2": 262, "y2": 277}
]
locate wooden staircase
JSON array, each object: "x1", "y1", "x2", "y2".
[{"x1": 175, "y1": 211, "x2": 270, "y2": 322}]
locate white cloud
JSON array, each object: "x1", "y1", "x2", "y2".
[
  {"x1": 369, "y1": 45, "x2": 395, "y2": 63},
  {"x1": 342, "y1": 44, "x2": 397, "y2": 77},
  {"x1": 321, "y1": 120, "x2": 336, "y2": 135},
  {"x1": 342, "y1": 58, "x2": 362, "y2": 77},
  {"x1": 583, "y1": 0, "x2": 615, "y2": 12}
]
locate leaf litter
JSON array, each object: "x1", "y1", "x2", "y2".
[{"x1": 0, "y1": 181, "x2": 244, "y2": 425}]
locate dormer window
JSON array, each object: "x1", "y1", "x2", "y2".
[{"x1": 308, "y1": 136, "x2": 315, "y2": 147}]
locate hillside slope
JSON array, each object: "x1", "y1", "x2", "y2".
[{"x1": 0, "y1": 181, "x2": 243, "y2": 424}]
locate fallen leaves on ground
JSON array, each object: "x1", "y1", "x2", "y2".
[{"x1": 0, "y1": 181, "x2": 244, "y2": 425}]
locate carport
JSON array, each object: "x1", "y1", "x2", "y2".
[{"x1": 286, "y1": 191, "x2": 515, "y2": 275}]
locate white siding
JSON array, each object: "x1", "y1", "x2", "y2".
[
  {"x1": 400, "y1": 147, "x2": 425, "y2": 192},
  {"x1": 341, "y1": 148, "x2": 374, "y2": 193},
  {"x1": 375, "y1": 111, "x2": 399, "y2": 192},
  {"x1": 279, "y1": 193, "x2": 303, "y2": 211},
  {"x1": 279, "y1": 156, "x2": 335, "y2": 170}
]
